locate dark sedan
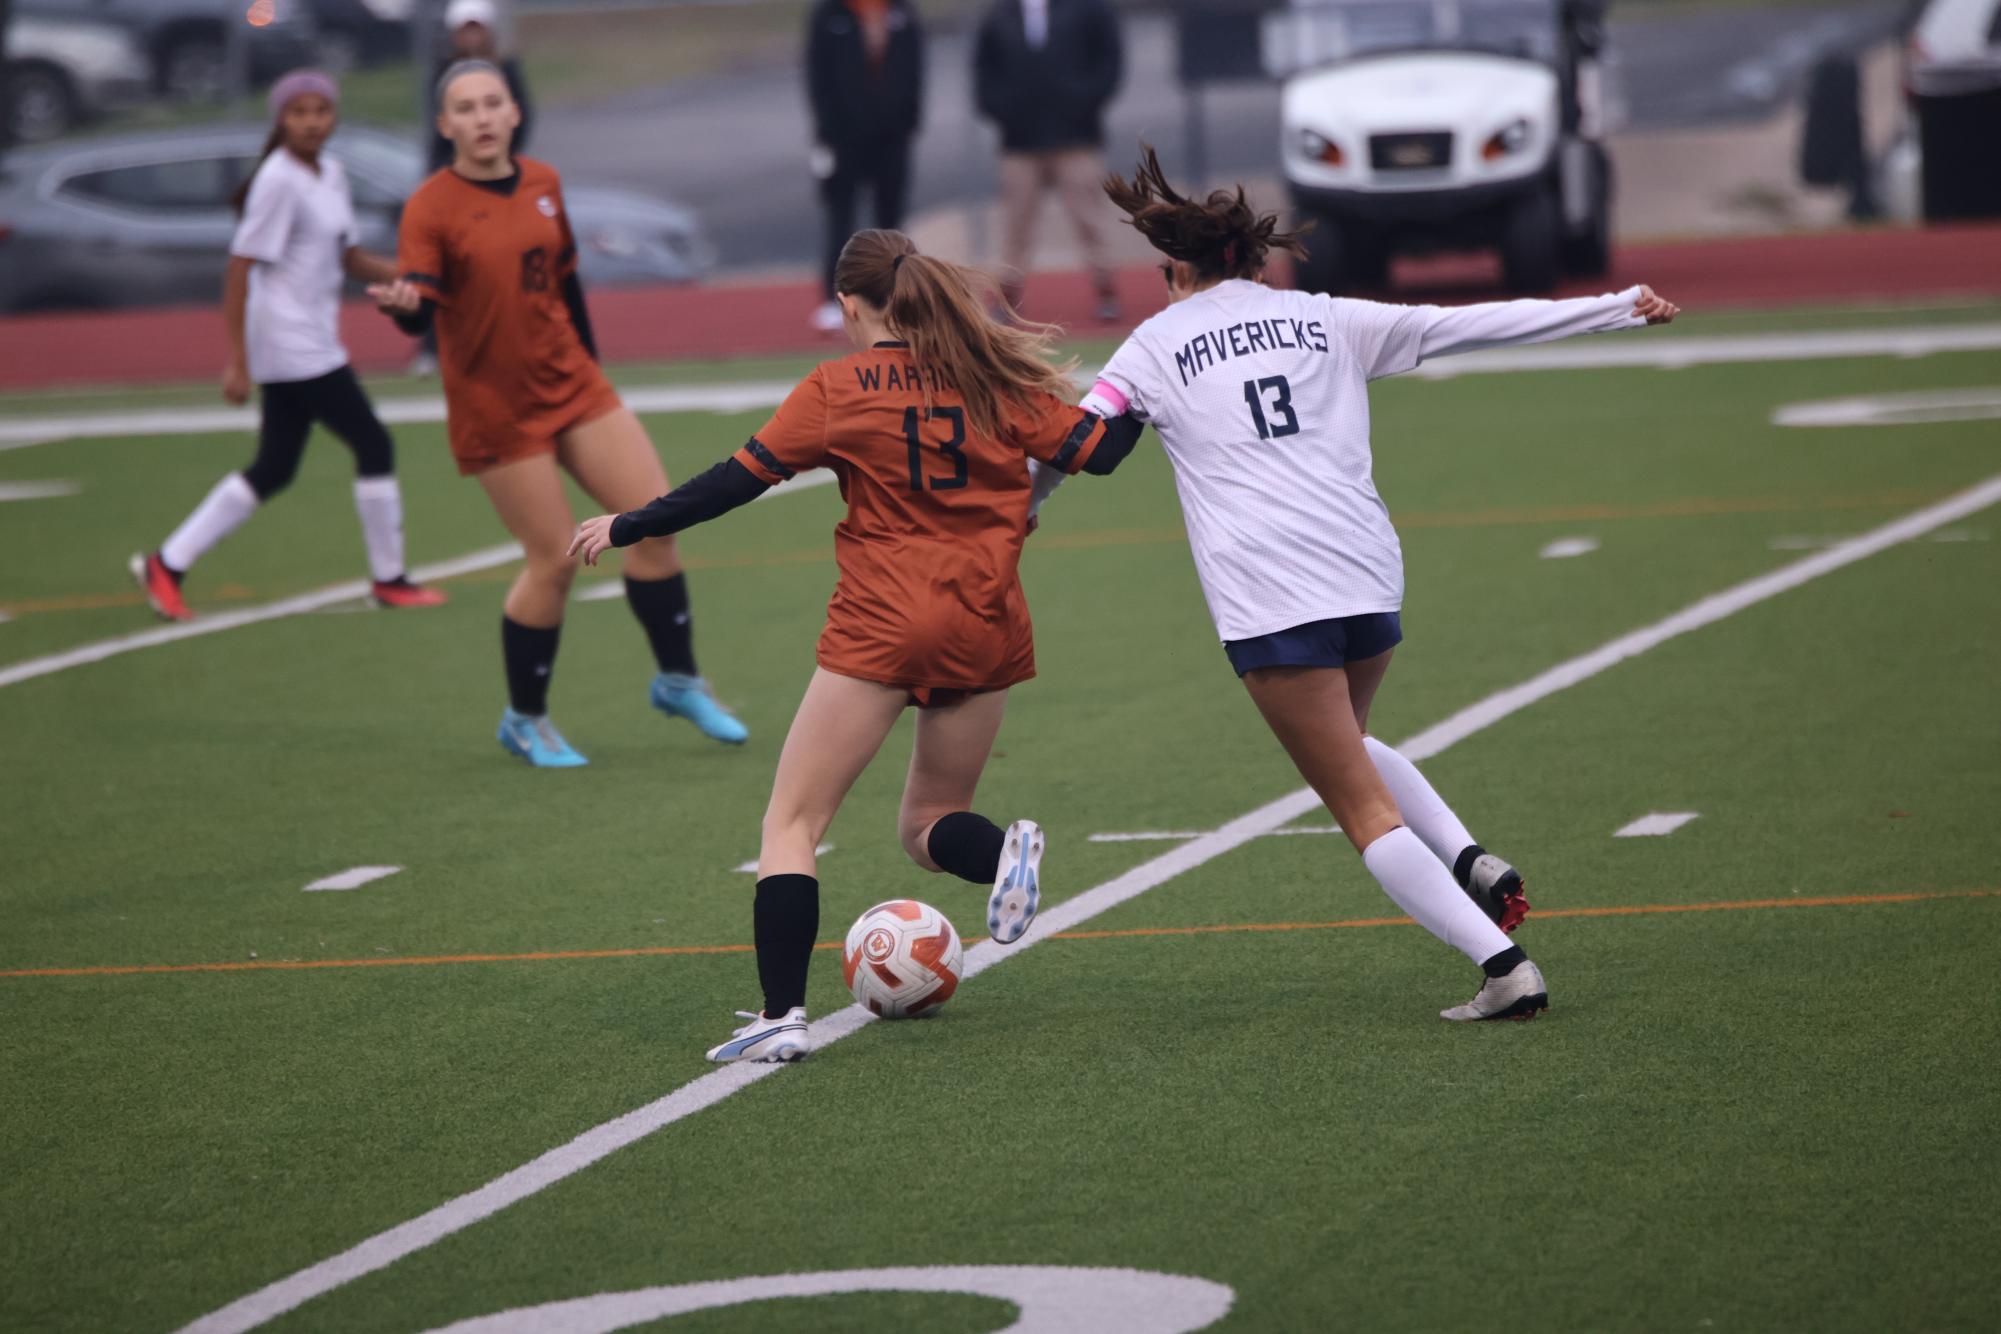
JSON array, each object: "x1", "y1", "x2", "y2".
[{"x1": 0, "y1": 124, "x2": 716, "y2": 313}]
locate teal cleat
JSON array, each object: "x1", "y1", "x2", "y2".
[
  {"x1": 650, "y1": 672, "x2": 748, "y2": 745},
  {"x1": 497, "y1": 708, "x2": 589, "y2": 768}
]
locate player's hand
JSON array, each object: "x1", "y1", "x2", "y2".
[
  {"x1": 568, "y1": 514, "x2": 620, "y2": 567},
  {"x1": 368, "y1": 280, "x2": 421, "y2": 315},
  {"x1": 221, "y1": 359, "x2": 251, "y2": 406},
  {"x1": 1633, "y1": 286, "x2": 1679, "y2": 325}
]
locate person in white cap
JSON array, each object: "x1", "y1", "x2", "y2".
[
  {"x1": 131, "y1": 69, "x2": 447, "y2": 621},
  {"x1": 428, "y1": 0, "x2": 534, "y2": 174}
]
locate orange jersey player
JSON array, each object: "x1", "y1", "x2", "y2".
[
  {"x1": 370, "y1": 59, "x2": 745, "y2": 767},
  {"x1": 570, "y1": 229, "x2": 1142, "y2": 1064}
]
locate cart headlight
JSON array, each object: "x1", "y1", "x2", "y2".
[
  {"x1": 1482, "y1": 119, "x2": 1530, "y2": 161},
  {"x1": 1295, "y1": 128, "x2": 1344, "y2": 167}
]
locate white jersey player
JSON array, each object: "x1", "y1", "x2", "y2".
[{"x1": 1042, "y1": 148, "x2": 1679, "y2": 1021}]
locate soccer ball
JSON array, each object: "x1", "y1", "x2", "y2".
[{"x1": 842, "y1": 900, "x2": 963, "y2": 1019}]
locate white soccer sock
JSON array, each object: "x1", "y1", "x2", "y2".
[
  {"x1": 160, "y1": 472, "x2": 259, "y2": 573},
  {"x1": 1365, "y1": 735, "x2": 1475, "y2": 870},
  {"x1": 1361, "y1": 826, "x2": 1514, "y2": 965},
  {"x1": 352, "y1": 475, "x2": 406, "y2": 583}
]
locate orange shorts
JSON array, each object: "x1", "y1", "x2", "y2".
[{"x1": 449, "y1": 370, "x2": 624, "y2": 477}]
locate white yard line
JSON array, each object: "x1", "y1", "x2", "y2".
[
  {"x1": 303, "y1": 866, "x2": 403, "y2": 893},
  {"x1": 7, "y1": 325, "x2": 2000, "y2": 451},
  {"x1": 1539, "y1": 537, "x2": 1600, "y2": 560},
  {"x1": 178, "y1": 470, "x2": 2001, "y2": 1334},
  {"x1": 0, "y1": 480, "x2": 79, "y2": 501},
  {"x1": 1773, "y1": 386, "x2": 2001, "y2": 428},
  {"x1": 1613, "y1": 813, "x2": 1701, "y2": 838},
  {"x1": 1087, "y1": 826, "x2": 1342, "y2": 844},
  {"x1": 0, "y1": 470, "x2": 839, "y2": 692}
]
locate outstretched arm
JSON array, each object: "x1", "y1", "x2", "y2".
[
  {"x1": 569, "y1": 456, "x2": 771, "y2": 566},
  {"x1": 1415, "y1": 284, "x2": 1677, "y2": 361}
]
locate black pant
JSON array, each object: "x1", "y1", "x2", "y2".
[
  {"x1": 820, "y1": 138, "x2": 912, "y2": 298},
  {"x1": 243, "y1": 365, "x2": 395, "y2": 500}
]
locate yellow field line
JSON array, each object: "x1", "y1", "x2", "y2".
[{"x1": 5, "y1": 886, "x2": 1992, "y2": 981}]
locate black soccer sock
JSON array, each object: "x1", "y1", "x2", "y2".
[
  {"x1": 1480, "y1": 944, "x2": 1527, "y2": 979},
  {"x1": 500, "y1": 616, "x2": 562, "y2": 716},
  {"x1": 926, "y1": 811, "x2": 1006, "y2": 885},
  {"x1": 1452, "y1": 843, "x2": 1487, "y2": 890},
  {"x1": 624, "y1": 573, "x2": 697, "y2": 676},
  {"x1": 753, "y1": 874, "x2": 820, "y2": 1017}
]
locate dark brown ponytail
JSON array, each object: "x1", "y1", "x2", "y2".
[
  {"x1": 834, "y1": 228, "x2": 1076, "y2": 444},
  {"x1": 1103, "y1": 143, "x2": 1306, "y2": 281},
  {"x1": 228, "y1": 123, "x2": 288, "y2": 215}
]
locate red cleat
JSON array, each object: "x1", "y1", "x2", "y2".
[
  {"x1": 129, "y1": 552, "x2": 193, "y2": 622},
  {"x1": 371, "y1": 577, "x2": 448, "y2": 609}
]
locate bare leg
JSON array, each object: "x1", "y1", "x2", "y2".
[
  {"x1": 475, "y1": 453, "x2": 578, "y2": 628},
  {"x1": 759, "y1": 669, "x2": 908, "y2": 878},
  {"x1": 557, "y1": 407, "x2": 683, "y2": 581},
  {"x1": 899, "y1": 688, "x2": 1011, "y2": 871}
]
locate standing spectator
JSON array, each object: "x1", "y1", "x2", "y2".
[
  {"x1": 974, "y1": 0, "x2": 1123, "y2": 321},
  {"x1": 412, "y1": 0, "x2": 536, "y2": 374},
  {"x1": 805, "y1": 0, "x2": 925, "y2": 333},
  {"x1": 428, "y1": 0, "x2": 533, "y2": 173}
]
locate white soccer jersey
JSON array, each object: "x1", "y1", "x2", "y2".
[
  {"x1": 231, "y1": 149, "x2": 356, "y2": 385},
  {"x1": 1086, "y1": 279, "x2": 1646, "y2": 643}
]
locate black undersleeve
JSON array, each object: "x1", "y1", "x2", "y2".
[{"x1": 609, "y1": 456, "x2": 769, "y2": 547}]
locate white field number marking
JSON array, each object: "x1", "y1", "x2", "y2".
[
  {"x1": 178, "y1": 473, "x2": 2001, "y2": 1334},
  {"x1": 1613, "y1": 813, "x2": 1701, "y2": 838},
  {"x1": 421, "y1": 1265, "x2": 1235, "y2": 1334},
  {"x1": 303, "y1": 866, "x2": 403, "y2": 892},
  {"x1": 1540, "y1": 536, "x2": 1600, "y2": 559},
  {"x1": 733, "y1": 844, "x2": 832, "y2": 874},
  {"x1": 0, "y1": 480, "x2": 79, "y2": 501}
]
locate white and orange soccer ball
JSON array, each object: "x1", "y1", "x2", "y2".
[{"x1": 842, "y1": 899, "x2": 963, "y2": 1019}]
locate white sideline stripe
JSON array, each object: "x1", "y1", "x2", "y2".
[
  {"x1": 0, "y1": 470, "x2": 841, "y2": 692},
  {"x1": 10, "y1": 325, "x2": 2001, "y2": 451},
  {"x1": 0, "y1": 480, "x2": 80, "y2": 500},
  {"x1": 0, "y1": 544, "x2": 521, "y2": 692},
  {"x1": 303, "y1": 866, "x2": 403, "y2": 892},
  {"x1": 1087, "y1": 825, "x2": 1342, "y2": 844},
  {"x1": 178, "y1": 469, "x2": 2001, "y2": 1334},
  {"x1": 1613, "y1": 813, "x2": 1700, "y2": 838}
]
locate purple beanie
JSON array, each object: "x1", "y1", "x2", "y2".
[{"x1": 268, "y1": 69, "x2": 339, "y2": 119}]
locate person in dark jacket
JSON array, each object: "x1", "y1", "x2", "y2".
[
  {"x1": 973, "y1": 0, "x2": 1123, "y2": 320},
  {"x1": 806, "y1": 0, "x2": 925, "y2": 331},
  {"x1": 427, "y1": 0, "x2": 534, "y2": 174}
]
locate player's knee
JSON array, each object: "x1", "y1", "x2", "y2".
[
  {"x1": 897, "y1": 810, "x2": 946, "y2": 872},
  {"x1": 622, "y1": 534, "x2": 681, "y2": 580},
  {"x1": 241, "y1": 460, "x2": 295, "y2": 500},
  {"x1": 526, "y1": 553, "x2": 577, "y2": 596}
]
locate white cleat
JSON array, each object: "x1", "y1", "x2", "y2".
[
  {"x1": 705, "y1": 1007, "x2": 811, "y2": 1063},
  {"x1": 988, "y1": 818, "x2": 1044, "y2": 945},
  {"x1": 1441, "y1": 960, "x2": 1549, "y2": 1022}
]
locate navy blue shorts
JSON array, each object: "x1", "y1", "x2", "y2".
[{"x1": 1223, "y1": 612, "x2": 1403, "y2": 677}]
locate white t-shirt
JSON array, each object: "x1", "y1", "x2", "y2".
[
  {"x1": 230, "y1": 149, "x2": 356, "y2": 385},
  {"x1": 1087, "y1": 280, "x2": 1646, "y2": 643}
]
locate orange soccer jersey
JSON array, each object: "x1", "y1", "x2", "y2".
[
  {"x1": 397, "y1": 157, "x2": 621, "y2": 475},
  {"x1": 734, "y1": 342, "x2": 1111, "y2": 699}
]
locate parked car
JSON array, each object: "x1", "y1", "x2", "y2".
[
  {"x1": 16, "y1": 0, "x2": 319, "y2": 103},
  {"x1": 0, "y1": 124, "x2": 716, "y2": 313},
  {"x1": 305, "y1": 0, "x2": 413, "y2": 69},
  {"x1": 4, "y1": 16, "x2": 153, "y2": 144},
  {"x1": 1267, "y1": 0, "x2": 1616, "y2": 293}
]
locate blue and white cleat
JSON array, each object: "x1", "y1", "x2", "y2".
[
  {"x1": 706, "y1": 1007, "x2": 810, "y2": 1063},
  {"x1": 497, "y1": 707, "x2": 589, "y2": 768},
  {"x1": 650, "y1": 672, "x2": 749, "y2": 745},
  {"x1": 987, "y1": 818, "x2": 1044, "y2": 945}
]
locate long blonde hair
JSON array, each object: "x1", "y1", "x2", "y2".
[{"x1": 834, "y1": 229, "x2": 1074, "y2": 443}]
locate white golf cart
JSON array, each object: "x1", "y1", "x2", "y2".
[{"x1": 1268, "y1": 0, "x2": 1615, "y2": 293}]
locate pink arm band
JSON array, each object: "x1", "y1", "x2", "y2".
[{"x1": 1082, "y1": 378, "x2": 1130, "y2": 416}]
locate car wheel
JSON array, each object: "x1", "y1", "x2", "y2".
[
  {"x1": 4, "y1": 63, "x2": 77, "y2": 144},
  {"x1": 1500, "y1": 187, "x2": 1561, "y2": 293},
  {"x1": 161, "y1": 34, "x2": 228, "y2": 103}
]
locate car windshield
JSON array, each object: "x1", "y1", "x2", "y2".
[
  {"x1": 327, "y1": 130, "x2": 425, "y2": 198},
  {"x1": 1283, "y1": 0, "x2": 1561, "y2": 65}
]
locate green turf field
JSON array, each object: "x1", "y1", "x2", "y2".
[{"x1": 2, "y1": 312, "x2": 1999, "y2": 1332}]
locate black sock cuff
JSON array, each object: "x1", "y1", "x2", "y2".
[
  {"x1": 754, "y1": 873, "x2": 819, "y2": 904},
  {"x1": 1452, "y1": 843, "x2": 1486, "y2": 889},
  {"x1": 1480, "y1": 944, "x2": 1527, "y2": 978},
  {"x1": 623, "y1": 571, "x2": 689, "y2": 606},
  {"x1": 926, "y1": 811, "x2": 1006, "y2": 885},
  {"x1": 624, "y1": 572, "x2": 696, "y2": 676}
]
